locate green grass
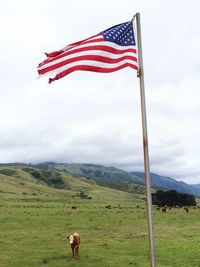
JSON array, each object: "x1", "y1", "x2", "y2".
[
  {"x1": 1, "y1": 197, "x2": 200, "y2": 267},
  {"x1": 1, "y1": 166, "x2": 200, "y2": 267}
]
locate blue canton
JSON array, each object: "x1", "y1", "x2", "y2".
[{"x1": 103, "y1": 21, "x2": 136, "y2": 46}]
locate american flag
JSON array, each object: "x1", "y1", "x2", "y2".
[{"x1": 37, "y1": 21, "x2": 138, "y2": 83}]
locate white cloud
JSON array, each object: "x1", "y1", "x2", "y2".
[{"x1": 0, "y1": 0, "x2": 200, "y2": 183}]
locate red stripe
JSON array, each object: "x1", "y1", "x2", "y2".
[
  {"x1": 38, "y1": 45, "x2": 137, "y2": 68},
  {"x1": 38, "y1": 36, "x2": 104, "y2": 67},
  {"x1": 67, "y1": 33, "x2": 101, "y2": 47},
  {"x1": 68, "y1": 37, "x2": 104, "y2": 48},
  {"x1": 38, "y1": 55, "x2": 138, "y2": 75},
  {"x1": 43, "y1": 34, "x2": 102, "y2": 60},
  {"x1": 45, "y1": 38, "x2": 104, "y2": 59},
  {"x1": 48, "y1": 63, "x2": 138, "y2": 83},
  {"x1": 45, "y1": 50, "x2": 64, "y2": 58},
  {"x1": 38, "y1": 40, "x2": 104, "y2": 68}
]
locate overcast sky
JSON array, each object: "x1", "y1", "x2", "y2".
[{"x1": 1, "y1": 0, "x2": 200, "y2": 184}]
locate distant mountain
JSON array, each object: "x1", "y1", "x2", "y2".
[
  {"x1": 36, "y1": 163, "x2": 200, "y2": 197},
  {"x1": 190, "y1": 184, "x2": 200, "y2": 195},
  {"x1": 191, "y1": 184, "x2": 200, "y2": 189},
  {"x1": 1, "y1": 162, "x2": 200, "y2": 198},
  {"x1": 131, "y1": 172, "x2": 200, "y2": 197},
  {"x1": 35, "y1": 163, "x2": 146, "y2": 194}
]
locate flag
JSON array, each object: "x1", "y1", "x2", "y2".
[{"x1": 37, "y1": 21, "x2": 138, "y2": 83}]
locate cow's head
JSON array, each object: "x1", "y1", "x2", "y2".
[{"x1": 69, "y1": 235, "x2": 74, "y2": 244}]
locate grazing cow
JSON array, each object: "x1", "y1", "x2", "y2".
[
  {"x1": 161, "y1": 207, "x2": 167, "y2": 213},
  {"x1": 184, "y1": 207, "x2": 189, "y2": 213},
  {"x1": 69, "y1": 232, "x2": 80, "y2": 257}
]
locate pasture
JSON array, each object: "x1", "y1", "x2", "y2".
[{"x1": 0, "y1": 196, "x2": 200, "y2": 267}]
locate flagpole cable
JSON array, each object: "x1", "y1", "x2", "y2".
[{"x1": 134, "y1": 12, "x2": 156, "y2": 267}]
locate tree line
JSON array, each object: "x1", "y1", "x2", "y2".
[{"x1": 152, "y1": 190, "x2": 196, "y2": 207}]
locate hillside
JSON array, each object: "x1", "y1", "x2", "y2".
[
  {"x1": 0, "y1": 165, "x2": 137, "y2": 200},
  {"x1": 36, "y1": 162, "x2": 146, "y2": 194},
  {"x1": 131, "y1": 172, "x2": 200, "y2": 197},
  {"x1": 36, "y1": 163, "x2": 200, "y2": 197},
  {"x1": 1, "y1": 163, "x2": 200, "y2": 199},
  {"x1": 191, "y1": 184, "x2": 200, "y2": 190},
  {"x1": 37, "y1": 163, "x2": 143, "y2": 184}
]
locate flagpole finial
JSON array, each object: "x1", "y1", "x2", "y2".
[{"x1": 131, "y1": 13, "x2": 137, "y2": 21}]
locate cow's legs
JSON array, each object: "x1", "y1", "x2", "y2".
[
  {"x1": 71, "y1": 246, "x2": 75, "y2": 257},
  {"x1": 75, "y1": 246, "x2": 79, "y2": 257}
]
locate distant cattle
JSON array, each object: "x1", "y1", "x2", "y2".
[
  {"x1": 105, "y1": 205, "x2": 112, "y2": 209},
  {"x1": 161, "y1": 207, "x2": 167, "y2": 213},
  {"x1": 68, "y1": 232, "x2": 80, "y2": 257},
  {"x1": 72, "y1": 206, "x2": 77, "y2": 210},
  {"x1": 184, "y1": 207, "x2": 189, "y2": 213}
]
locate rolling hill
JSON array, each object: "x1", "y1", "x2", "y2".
[
  {"x1": 35, "y1": 162, "x2": 200, "y2": 197},
  {"x1": 35, "y1": 162, "x2": 146, "y2": 194},
  {"x1": 0, "y1": 165, "x2": 139, "y2": 200},
  {"x1": 1, "y1": 163, "x2": 200, "y2": 198}
]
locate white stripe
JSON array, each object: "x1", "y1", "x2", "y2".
[
  {"x1": 64, "y1": 40, "x2": 136, "y2": 54},
  {"x1": 61, "y1": 35, "x2": 102, "y2": 51},
  {"x1": 38, "y1": 49, "x2": 136, "y2": 70},
  {"x1": 42, "y1": 59, "x2": 137, "y2": 77}
]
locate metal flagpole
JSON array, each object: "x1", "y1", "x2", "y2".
[{"x1": 134, "y1": 13, "x2": 156, "y2": 267}]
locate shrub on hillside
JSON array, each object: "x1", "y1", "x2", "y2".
[
  {"x1": 79, "y1": 191, "x2": 92, "y2": 199},
  {"x1": 0, "y1": 168, "x2": 16, "y2": 176},
  {"x1": 23, "y1": 168, "x2": 66, "y2": 189}
]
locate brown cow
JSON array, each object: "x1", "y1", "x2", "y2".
[
  {"x1": 161, "y1": 207, "x2": 167, "y2": 213},
  {"x1": 69, "y1": 232, "x2": 80, "y2": 257},
  {"x1": 184, "y1": 207, "x2": 189, "y2": 213}
]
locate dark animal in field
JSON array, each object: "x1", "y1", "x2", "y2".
[
  {"x1": 184, "y1": 207, "x2": 189, "y2": 213},
  {"x1": 105, "y1": 205, "x2": 112, "y2": 209},
  {"x1": 72, "y1": 206, "x2": 77, "y2": 209},
  {"x1": 161, "y1": 207, "x2": 167, "y2": 213},
  {"x1": 68, "y1": 232, "x2": 80, "y2": 257}
]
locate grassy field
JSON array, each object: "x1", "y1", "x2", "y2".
[
  {"x1": 1, "y1": 196, "x2": 200, "y2": 267},
  {"x1": 1, "y1": 166, "x2": 200, "y2": 267}
]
